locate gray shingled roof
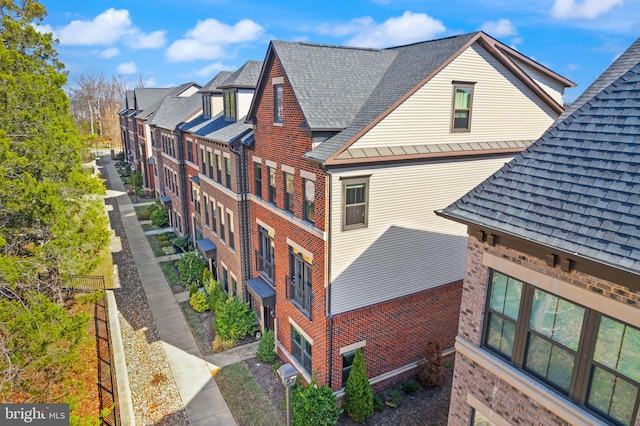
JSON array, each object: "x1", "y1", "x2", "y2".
[
  {"x1": 271, "y1": 40, "x2": 397, "y2": 131},
  {"x1": 147, "y1": 92, "x2": 202, "y2": 130},
  {"x1": 198, "y1": 71, "x2": 234, "y2": 94},
  {"x1": 136, "y1": 83, "x2": 200, "y2": 119},
  {"x1": 439, "y1": 44, "x2": 640, "y2": 275},
  {"x1": 306, "y1": 33, "x2": 479, "y2": 162},
  {"x1": 218, "y1": 61, "x2": 263, "y2": 89}
]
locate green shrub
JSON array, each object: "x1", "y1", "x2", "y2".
[
  {"x1": 291, "y1": 377, "x2": 342, "y2": 426},
  {"x1": 343, "y1": 349, "x2": 374, "y2": 422},
  {"x1": 256, "y1": 329, "x2": 276, "y2": 363},
  {"x1": 150, "y1": 201, "x2": 169, "y2": 227},
  {"x1": 176, "y1": 251, "x2": 206, "y2": 286},
  {"x1": 205, "y1": 279, "x2": 227, "y2": 313},
  {"x1": 161, "y1": 246, "x2": 176, "y2": 255},
  {"x1": 270, "y1": 361, "x2": 282, "y2": 376},
  {"x1": 212, "y1": 336, "x2": 236, "y2": 352},
  {"x1": 137, "y1": 207, "x2": 151, "y2": 221},
  {"x1": 417, "y1": 341, "x2": 443, "y2": 388},
  {"x1": 401, "y1": 379, "x2": 420, "y2": 395},
  {"x1": 384, "y1": 389, "x2": 403, "y2": 408},
  {"x1": 189, "y1": 291, "x2": 209, "y2": 312},
  {"x1": 189, "y1": 282, "x2": 198, "y2": 296},
  {"x1": 213, "y1": 297, "x2": 257, "y2": 341},
  {"x1": 373, "y1": 395, "x2": 385, "y2": 412},
  {"x1": 128, "y1": 171, "x2": 143, "y2": 188},
  {"x1": 171, "y1": 235, "x2": 190, "y2": 252}
]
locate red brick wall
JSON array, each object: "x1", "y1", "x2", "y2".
[
  {"x1": 330, "y1": 280, "x2": 462, "y2": 390},
  {"x1": 250, "y1": 55, "x2": 330, "y2": 382}
]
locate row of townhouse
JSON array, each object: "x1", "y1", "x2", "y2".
[
  {"x1": 119, "y1": 31, "x2": 575, "y2": 392},
  {"x1": 440, "y1": 37, "x2": 640, "y2": 426}
]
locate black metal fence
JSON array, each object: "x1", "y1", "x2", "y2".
[{"x1": 62, "y1": 275, "x2": 118, "y2": 426}]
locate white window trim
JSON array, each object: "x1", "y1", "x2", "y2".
[
  {"x1": 256, "y1": 218, "x2": 275, "y2": 236},
  {"x1": 340, "y1": 340, "x2": 366, "y2": 355},
  {"x1": 300, "y1": 170, "x2": 316, "y2": 181},
  {"x1": 281, "y1": 164, "x2": 295, "y2": 174},
  {"x1": 265, "y1": 159, "x2": 277, "y2": 169},
  {"x1": 288, "y1": 317, "x2": 313, "y2": 345},
  {"x1": 252, "y1": 155, "x2": 262, "y2": 163},
  {"x1": 287, "y1": 239, "x2": 313, "y2": 263}
]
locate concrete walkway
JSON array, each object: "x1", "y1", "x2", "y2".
[{"x1": 102, "y1": 157, "x2": 237, "y2": 426}]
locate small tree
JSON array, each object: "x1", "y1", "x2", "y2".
[
  {"x1": 417, "y1": 341, "x2": 443, "y2": 388},
  {"x1": 176, "y1": 251, "x2": 206, "y2": 286},
  {"x1": 205, "y1": 278, "x2": 227, "y2": 313},
  {"x1": 343, "y1": 349, "x2": 373, "y2": 422},
  {"x1": 213, "y1": 297, "x2": 257, "y2": 341},
  {"x1": 255, "y1": 329, "x2": 276, "y2": 363},
  {"x1": 189, "y1": 291, "x2": 209, "y2": 312},
  {"x1": 291, "y1": 377, "x2": 342, "y2": 426}
]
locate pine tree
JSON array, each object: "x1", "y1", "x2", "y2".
[
  {"x1": 343, "y1": 349, "x2": 374, "y2": 422},
  {"x1": 0, "y1": 0, "x2": 109, "y2": 298}
]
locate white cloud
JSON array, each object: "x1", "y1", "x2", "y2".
[
  {"x1": 551, "y1": 0, "x2": 623, "y2": 19},
  {"x1": 166, "y1": 18, "x2": 264, "y2": 62},
  {"x1": 480, "y1": 19, "x2": 517, "y2": 37},
  {"x1": 322, "y1": 12, "x2": 446, "y2": 49},
  {"x1": 100, "y1": 47, "x2": 120, "y2": 58},
  {"x1": 126, "y1": 30, "x2": 167, "y2": 49},
  {"x1": 117, "y1": 62, "x2": 138, "y2": 74},
  {"x1": 193, "y1": 62, "x2": 228, "y2": 78},
  {"x1": 47, "y1": 8, "x2": 166, "y2": 49}
]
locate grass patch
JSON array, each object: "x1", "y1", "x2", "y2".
[
  {"x1": 147, "y1": 234, "x2": 166, "y2": 257},
  {"x1": 141, "y1": 223, "x2": 159, "y2": 232},
  {"x1": 179, "y1": 301, "x2": 214, "y2": 356},
  {"x1": 216, "y1": 363, "x2": 285, "y2": 426},
  {"x1": 134, "y1": 205, "x2": 153, "y2": 221},
  {"x1": 91, "y1": 246, "x2": 115, "y2": 289},
  {"x1": 160, "y1": 261, "x2": 182, "y2": 287}
]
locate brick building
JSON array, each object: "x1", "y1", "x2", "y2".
[
  {"x1": 181, "y1": 61, "x2": 262, "y2": 296},
  {"x1": 244, "y1": 32, "x2": 574, "y2": 390},
  {"x1": 438, "y1": 37, "x2": 640, "y2": 426}
]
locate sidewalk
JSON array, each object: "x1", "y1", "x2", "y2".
[{"x1": 102, "y1": 157, "x2": 236, "y2": 426}]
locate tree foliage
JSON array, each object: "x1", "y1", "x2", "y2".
[
  {"x1": 417, "y1": 341, "x2": 443, "y2": 388},
  {"x1": 291, "y1": 377, "x2": 342, "y2": 426},
  {"x1": 213, "y1": 297, "x2": 257, "y2": 341},
  {"x1": 343, "y1": 349, "x2": 374, "y2": 422},
  {"x1": 176, "y1": 251, "x2": 206, "y2": 286},
  {"x1": 0, "y1": 291, "x2": 90, "y2": 401},
  {"x1": 0, "y1": 0, "x2": 109, "y2": 298},
  {"x1": 255, "y1": 329, "x2": 276, "y2": 363}
]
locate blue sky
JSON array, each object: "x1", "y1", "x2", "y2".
[{"x1": 39, "y1": 0, "x2": 640, "y2": 102}]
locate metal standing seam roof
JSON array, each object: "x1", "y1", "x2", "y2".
[
  {"x1": 181, "y1": 114, "x2": 252, "y2": 143},
  {"x1": 438, "y1": 41, "x2": 640, "y2": 275}
]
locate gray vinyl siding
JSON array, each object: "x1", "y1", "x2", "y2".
[
  {"x1": 350, "y1": 44, "x2": 558, "y2": 149},
  {"x1": 328, "y1": 156, "x2": 514, "y2": 314}
]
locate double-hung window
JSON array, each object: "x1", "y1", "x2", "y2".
[
  {"x1": 288, "y1": 250, "x2": 312, "y2": 318},
  {"x1": 284, "y1": 172, "x2": 294, "y2": 212},
  {"x1": 451, "y1": 82, "x2": 475, "y2": 132},
  {"x1": 203, "y1": 195, "x2": 209, "y2": 226},
  {"x1": 254, "y1": 163, "x2": 262, "y2": 198},
  {"x1": 225, "y1": 157, "x2": 232, "y2": 189},
  {"x1": 207, "y1": 152, "x2": 213, "y2": 179},
  {"x1": 216, "y1": 154, "x2": 222, "y2": 182},
  {"x1": 219, "y1": 206, "x2": 225, "y2": 242},
  {"x1": 484, "y1": 270, "x2": 640, "y2": 425},
  {"x1": 342, "y1": 176, "x2": 369, "y2": 230},
  {"x1": 257, "y1": 226, "x2": 274, "y2": 283},
  {"x1": 211, "y1": 200, "x2": 217, "y2": 234},
  {"x1": 268, "y1": 167, "x2": 276, "y2": 203},
  {"x1": 291, "y1": 327, "x2": 311, "y2": 374},
  {"x1": 199, "y1": 148, "x2": 205, "y2": 174},
  {"x1": 187, "y1": 141, "x2": 194, "y2": 163},
  {"x1": 224, "y1": 90, "x2": 236, "y2": 120},
  {"x1": 304, "y1": 179, "x2": 315, "y2": 223},
  {"x1": 227, "y1": 212, "x2": 234, "y2": 250}
]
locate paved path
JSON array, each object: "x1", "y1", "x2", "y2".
[{"x1": 103, "y1": 157, "x2": 236, "y2": 426}]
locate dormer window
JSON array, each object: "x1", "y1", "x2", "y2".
[
  {"x1": 224, "y1": 90, "x2": 236, "y2": 120},
  {"x1": 203, "y1": 94, "x2": 212, "y2": 119},
  {"x1": 451, "y1": 81, "x2": 475, "y2": 132}
]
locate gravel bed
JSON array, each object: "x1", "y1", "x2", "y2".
[{"x1": 102, "y1": 161, "x2": 189, "y2": 426}]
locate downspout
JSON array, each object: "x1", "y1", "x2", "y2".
[
  {"x1": 175, "y1": 126, "x2": 190, "y2": 237},
  {"x1": 326, "y1": 170, "x2": 333, "y2": 389},
  {"x1": 233, "y1": 134, "x2": 253, "y2": 299}
]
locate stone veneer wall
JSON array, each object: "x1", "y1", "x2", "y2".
[{"x1": 448, "y1": 235, "x2": 640, "y2": 426}]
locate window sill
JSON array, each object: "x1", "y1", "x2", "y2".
[
  {"x1": 455, "y1": 337, "x2": 607, "y2": 426},
  {"x1": 273, "y1": 122, "x2": 283, "y2": 127}
]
